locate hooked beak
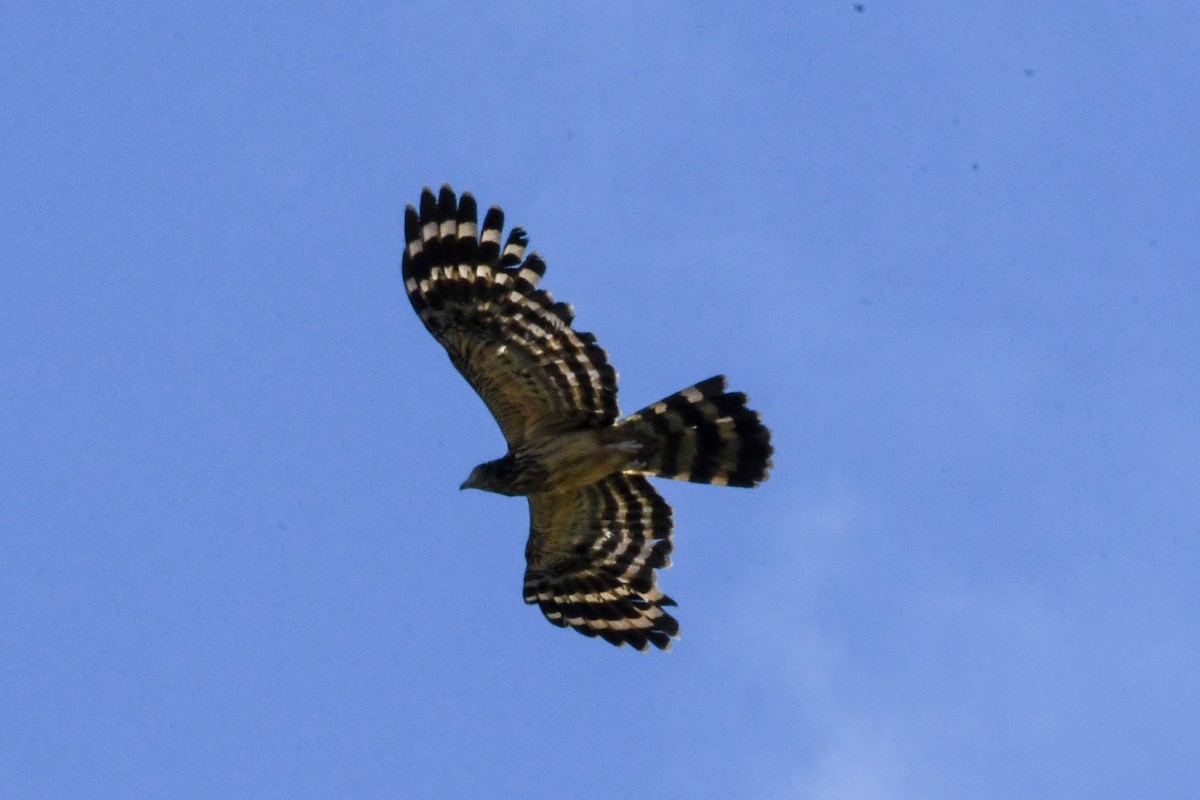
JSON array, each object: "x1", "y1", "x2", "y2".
[{"x1": 460, "y1": 465, "x2": 485, "y2": 492}]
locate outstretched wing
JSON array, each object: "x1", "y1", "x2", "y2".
[
  {"x1": 403, "y1": 186, "x2": 619, "y2": 446},
  {"x1": 523, "y1": 474, "x2": 679, "y2": 651}
]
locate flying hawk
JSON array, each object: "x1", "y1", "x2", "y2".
[{"x1": 402, "y1": 186, "x2": 773, "y2": 651}]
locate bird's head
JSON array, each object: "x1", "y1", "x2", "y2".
[
  {"x1": 459, "y1": 463, "x2": 490, "y2": 492},
  {"x1": 460, "y1": 457, "x2": 521, "y2": 496}
]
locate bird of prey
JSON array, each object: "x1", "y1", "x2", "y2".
[{"x1": 401, "y1": 186, "x2": 773, "y2": 650}]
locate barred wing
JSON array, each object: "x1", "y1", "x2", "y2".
[
  {"x1": 403, "y1": 186, "x2": 618, "y2": 446},
  {"x1": 524, "y1": 474, "x2": 679, "y2": 651}
]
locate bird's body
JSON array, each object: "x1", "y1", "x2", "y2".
[
  {"x1": 402, "y1": 186, "x2": 773, "y2": 650},
  {"x1": 464, "y1": 428, "x2": 640, "y2": 497}
]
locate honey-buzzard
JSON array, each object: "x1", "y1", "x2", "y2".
[{"x1": 402, "y1": 186, "x2": 772, "y2": 650}]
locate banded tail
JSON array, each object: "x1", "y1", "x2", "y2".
[{"x1": 618, "y1": 375, "x2": 773, "y2": 487}]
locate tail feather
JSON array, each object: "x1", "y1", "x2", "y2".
[{"x1": 618, "y1": 376, "x2": 773, "y2": 487}]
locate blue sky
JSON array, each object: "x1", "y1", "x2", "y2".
[{"x1": 3, "y1": 3, "x2": 1197, "y2": 798}]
